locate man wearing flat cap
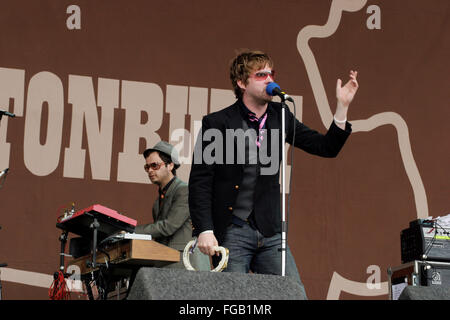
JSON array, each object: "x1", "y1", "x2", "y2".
[{"x1": 135, "y1": 141, "x2": 208, "y2": 269}]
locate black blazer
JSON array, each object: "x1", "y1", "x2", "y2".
[{"x1": 188, "y1": 100, "x2": 351, "y2": 244}]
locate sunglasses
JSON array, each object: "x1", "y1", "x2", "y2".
[
  {"x1": 144, "y1": 162, "x2": 165, "y2": 172},
  {"x1": 249, "y1": 70, "x2": 275, "y2": 81}
]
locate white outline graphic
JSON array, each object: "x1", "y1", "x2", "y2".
[
  {"x1": 297, "y1": 0, "x2": 428, "y2": 220},
  {"x1": 1, "y1": 0, "x2": 430, "y2": 300},
  {"x1": 0, "y1": 267, "x2": 53, "y2": 289},
  {"x1": 296, "y1": 0, "x2": 428, "y2": 299}
]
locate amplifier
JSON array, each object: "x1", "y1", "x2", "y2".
[
  {"x1": 388, "y1": 260, "x2": 450, "y2": 300},
  {"x1": 401, "y1": 219, "x2": 450, "y2": 263}
]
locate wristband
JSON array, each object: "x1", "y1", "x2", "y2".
[{"x1": 333, "y1": 115, "x2": 347, "y2": 124}]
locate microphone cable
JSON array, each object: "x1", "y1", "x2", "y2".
[{"x1": 285, "y1": 100, "x2": 296, "y2": 246}]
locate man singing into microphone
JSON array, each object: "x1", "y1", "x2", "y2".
[{"x1": 188, "y1": 50, "x2": 358, "y2": 297}]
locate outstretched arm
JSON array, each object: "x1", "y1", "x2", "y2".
[{"x1": 334, "y1": 70, "x2": 359, "y2": 130}]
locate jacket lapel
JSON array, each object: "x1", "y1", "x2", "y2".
[
  {"x1": 225, "y1": 102, "x2": 243, "y2": 131},
  {"x1": 152, "y1": 195, "x2": 160, "y2": 220},
  {"x1": 224, "y1": 103, "x2": 245, "y2": 169},
  {"x1": 266, "y1": 102, "x2": 281, "y2": 130}
]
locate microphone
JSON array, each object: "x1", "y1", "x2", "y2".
[
  {"x1": 0, "y1": 168, "x2": 9, "y2": 178},
  {"x1": 0, "y1": 110, "x2": 15, "y2": 117},
  {"x1": 266, "y1": 82, "x2": 294, "y2": 102}
]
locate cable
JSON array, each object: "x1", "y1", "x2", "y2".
[
  {"x1": 434, "y1": 221, "x2": 450, "y2": 238},
  {"x1": 423, "y1": 221, "x2": 437, "y2": 259},
  {"x1": 285, "y1": 100, "x2": 297, "y2": 246},
  {"x1": 48, "y1": 271, "x2": 70, "y2": 300},
  {"x1": 423, "y1": 236, "x2": 435, "y2": 257},
  {"x1": 423, "y1": 220, "x2": 450, "y2": 259},
  {"x1": 98, "y1": 248, "x2": 111, "y2": 261}
]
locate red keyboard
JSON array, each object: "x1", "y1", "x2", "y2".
[{"x1": 57, "y1": 204, "x2": 137, "y2": 240}]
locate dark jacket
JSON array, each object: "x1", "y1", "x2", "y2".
[{"x1": 188, "y1": 100, "x2": 351, "y2": 244}]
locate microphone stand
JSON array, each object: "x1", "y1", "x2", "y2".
[
  {"x1": 267, "y1": 84, "x2": 294, "y2": 278},
  {"x1": 280, "y1": 99, "x2": 287, "y2": 277}
]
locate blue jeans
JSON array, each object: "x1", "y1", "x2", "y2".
[{"x1": 218, "y1": 222, "x2": 307, "y2": 299}]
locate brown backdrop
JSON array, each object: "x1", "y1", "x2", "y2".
[{"x1": 0, "y1": 0, "x2": 448, "y2": 300}]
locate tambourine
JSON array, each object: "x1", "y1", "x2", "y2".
[{"x1": 183, "y1": 239, "x2": 229, "y2": 272}]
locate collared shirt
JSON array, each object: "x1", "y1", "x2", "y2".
[
  {"x1": 238, "y1": 100, "x2": 268, "y2": 148},
  {"x1": 158, "y1": 176, "x2": 176, "y2": 207},
  {"x1": 239, "y1": 100, "x2": 268, "y2": 130},
  {"x1": 236, "y1": 100, "x2": 270, "y2": 229}
]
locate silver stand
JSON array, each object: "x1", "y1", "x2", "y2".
[{"x1": 281, "y1": 101, "x2": 287, "y2": 277}]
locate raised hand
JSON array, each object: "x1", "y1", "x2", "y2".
[{"x1": 336, "y1": 70, "x2": 359, "y2": 108}]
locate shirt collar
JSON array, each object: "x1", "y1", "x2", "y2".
[
  {"x1": 238, "y1": 99, "x2": 268, "y2": 122},
  {"x1": 159, "y1": 176, "x2": 176, "y2": 197}
]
